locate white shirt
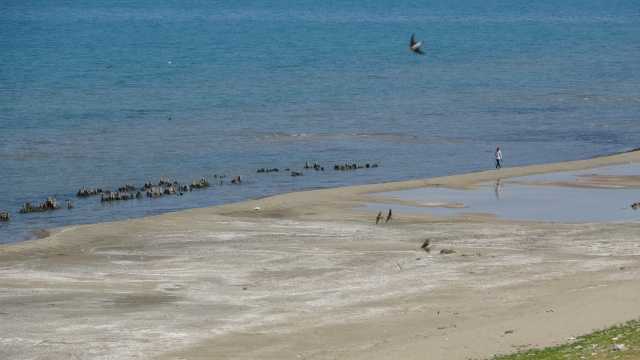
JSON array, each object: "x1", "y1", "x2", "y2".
[{"x1": 494, "y1": 150, "x2": 502, "y2": 160}]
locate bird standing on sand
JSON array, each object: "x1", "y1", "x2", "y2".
[
  {"x1": 410, "y1": 34, "x2": 424, "y2": 54},
  {"x1": 421, "y1": 239, "x2": 432, "y2": 253},
  {"x1": 376, "y1": 211, "x2": 383, "y2": 224},
  {"x1": 386, "y1": 209, "x2": 393, "y2": 222}
]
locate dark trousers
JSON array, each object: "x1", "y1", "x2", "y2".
[{"x1": 495, "y1": 159, "x2": 501, "y2": 169}]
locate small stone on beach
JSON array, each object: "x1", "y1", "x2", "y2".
[{"x1": 614, "y1": 344, "x2": 626, "y2": 351}]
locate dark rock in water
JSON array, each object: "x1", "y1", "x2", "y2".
[
  {"x1": 191, "y1": 178, "x2": 210, "y2": 189},
  {"x1": 146, "y1": 186, "x2": 163, "y2": 198},
  {"x1": 68, "y1": 201, "x2": 73, "y2": 210},
  {"x1": 164, "y1": 185, "x2": 176, "y2": 195},
  {"x1": 231, "y1": 175, "x2": 242, "y2": 184},
  {"x1": 77, "y1": 187, "x2": 102, "y2": 197},
  {"x1": 0, "y1": 211, "x2": 9, "y2": 221},
  {"x1": 178, "y1": 184, "x2": 189, "y2": 191},
  {"x1": 158, "y1": 177, "x2": 171, "y2": 186},
  {"x1": 321, "y1": 166, "x2": 324, "y2": 171},
  {"x1": 118, "y1": 183, "x2": 135, "y2": 192},
  {"x1": 102, "y1": 191, "x2": 133, "y2": 201},
  {"x1": 20, "y1": 197, "x2": 60, "y2": 214},
  {"x1": 173, "y1": 181, "x2": 178, "y2": 184},
  {"x1": 258, "y1": 167, "x2": 279, "y2": 173},
  {"x1": 336, "y1": 163, "x2": 359, "y2": 170},
  {"x1": 136, "y1": 190, "x2": 144, "y2": 198}
]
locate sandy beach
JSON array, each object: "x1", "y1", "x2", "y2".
[{"x1": 2, "y1": 152, "x2": 640, "y2": 360}]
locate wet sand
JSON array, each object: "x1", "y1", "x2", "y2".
[{"x1": 1, "y1": 151, "x2": 640, "y2": 359}]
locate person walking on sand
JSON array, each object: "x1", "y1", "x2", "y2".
[{"x1": 494, "y1": 147, "x2": 503, "y2": 169}]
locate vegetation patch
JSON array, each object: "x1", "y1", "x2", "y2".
[{"x1": 490, "y1": 318, "x2": 640, "y2": 359}]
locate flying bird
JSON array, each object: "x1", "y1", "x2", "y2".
[
  {"x1": 410, "y1": 34, "x2": 424, "y2": 54},
  {"x1": 386, "y1": 209, "x2": 393, "y2": 222},
  {"x1": 376, "y1": 211, "x2": 383, "y2": 224},
  {"x1": 421, "y1": 239, "x2": 432, "y2": 253}
]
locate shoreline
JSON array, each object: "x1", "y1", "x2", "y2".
[
  {"x1": 21, "y1": 147, "x2": 640, "y2": 243},
  {"x1": 1, "y1": 151, "x2": 640, "y2": 359}
]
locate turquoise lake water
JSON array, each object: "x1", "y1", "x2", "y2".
[{"x1": 1, "y1": 1, "x2": 639, "y2": 243}]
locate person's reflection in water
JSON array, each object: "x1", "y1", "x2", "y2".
[{"x1": 494, "y1": 180, "x2": 502, "y2": 200}]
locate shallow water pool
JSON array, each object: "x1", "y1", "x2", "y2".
[{"x1": 352, "y1": 164, "x2": 640, "y2": 223}]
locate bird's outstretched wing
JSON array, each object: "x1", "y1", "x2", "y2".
[
  {"x1": 376, "y1": 211, "x2": 382, "y2": 224},
  {"x1": 386, "y1": 209, "x2": 393, "y2": 222},
  {"x1": 410, "y1": 34, "x2": 424, "y2": 54},
  {"x1": 421, "y1": 239, "x2": 431, "y2": 252}
]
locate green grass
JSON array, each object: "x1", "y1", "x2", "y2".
[{"x1": 489, "y1": 318, "x2": 640, "y2": 360}]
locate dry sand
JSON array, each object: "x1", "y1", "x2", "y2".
[{"x1": 2, "y1": 152, "x2": 640, "y2": 359}]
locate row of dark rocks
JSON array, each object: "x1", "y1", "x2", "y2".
[
  {"x1": 5, "y1": 163, "x2": 378, "y2": 220},
  {"x1": 102, "y1": 178, "x2": 214, "y2": 201},
  {"x1": 78, "y1": 177, "x2": 221, "y2": 198},
  {"x1": 334, "y1": 162, "x2": 378, "y2": 170},
  {"x1": 77, "y1": 187, "x2": 104, "y2": 197},
  {"x1": 304, "y1": 162, "x2": 324, "y2": 171},
  {"x1": 19, "y1": 197, "x2": 60, "y2": 214},
  {"x1": 258, "y1": 162, "x2": 380, "y2": 174},
  {"x1": 2, "y1": 176, "x2": 238, "y2": 221}
]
